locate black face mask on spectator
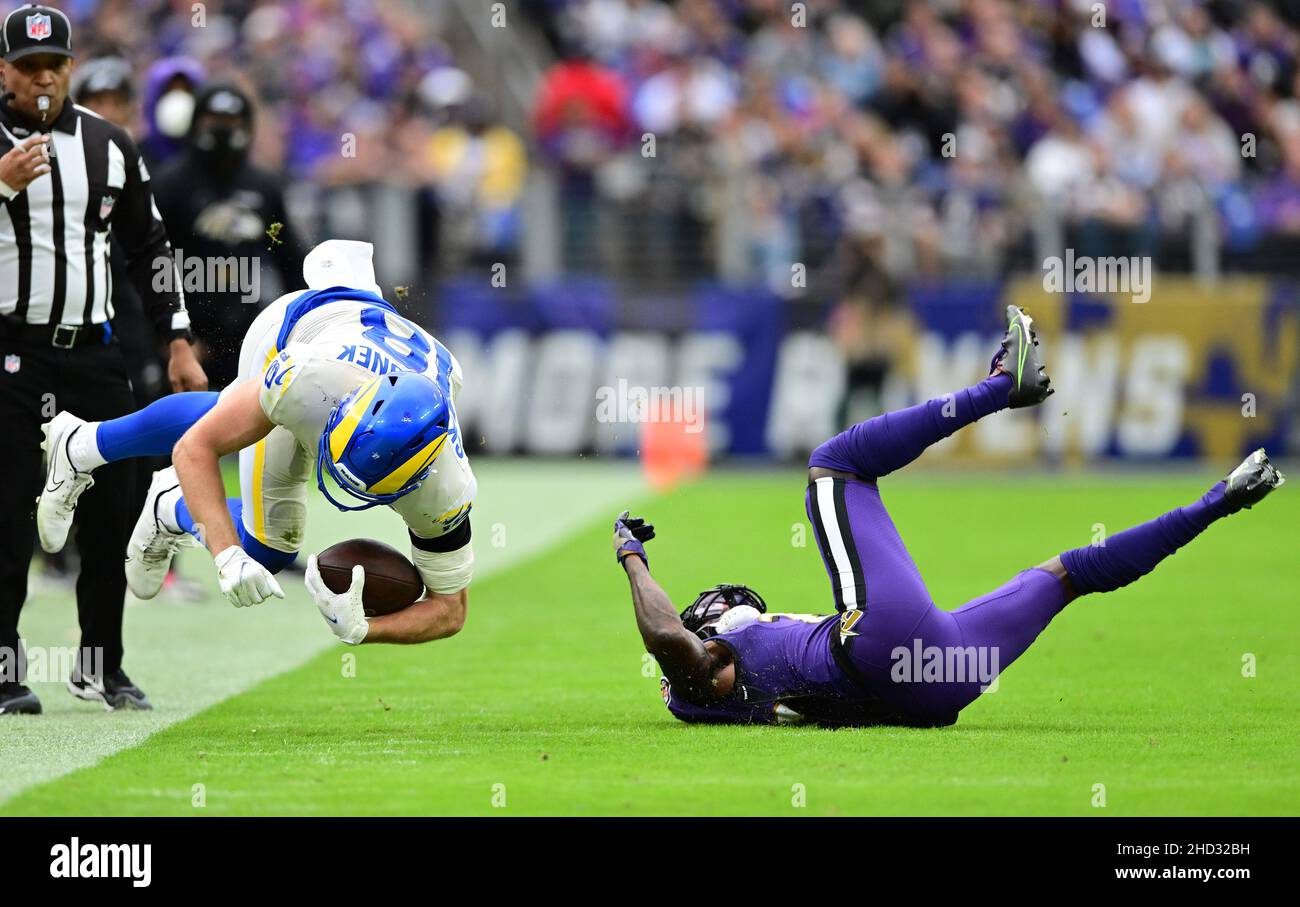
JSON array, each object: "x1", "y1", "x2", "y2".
[
  {"x1": 188, "y1": 84, "x2": 254, "y2": 172},
  {"x1": 192, "y1": 122, "x2": 250, "y2": 169}
]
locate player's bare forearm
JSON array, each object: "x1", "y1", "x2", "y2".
[
  {"x1": 623, "y1": 557, "x2": 682, "y2": 646},
  {"x1": 623, "y1": 557, "x2": 718, "y2": 698},
  {"x1": 172, "y1": 381, "x2": 274, "y2": 556},
  {"x1": 363, "y1": 588, "x2": 468, "y2": 644},
  {"x1": 172, "y1": 439, "x2": 239, "y2": 554}
]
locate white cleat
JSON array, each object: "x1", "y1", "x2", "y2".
[
  {"x1": 125, "y1": 467, "x2": 191, "y2": 600},
  {"x1": 37, "y1": 412, "x2": 96, "y2": 553}
]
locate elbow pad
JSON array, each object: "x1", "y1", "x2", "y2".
[{"x1": 409, "y1": 519, "x2": 473, "y2": 594}]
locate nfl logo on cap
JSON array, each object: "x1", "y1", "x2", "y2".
[
  {"x1": 4, "y1": 354, "x2": 20, "y2": 374},
  {"x1": 25, "y1": 12, "x2": 50, "y2": 40},
  {"x1": 3, "y1": 6, "x2": 73, "y2": 62}
]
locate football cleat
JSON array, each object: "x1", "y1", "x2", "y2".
[
  {"x1": 991, "y1": 305, "x2": 1053, "y2": 409},
  {"x1": 1224, "y1": 448, "x2": 1286, "y2": 510},
  {"x1": 68, "y1": 668, "x2": 152, "y2": 711},
  {"x1": 0, "y1": 683, "x2": 42, "y2": 715},
  {"x1": 125, "y1": 467, "x2": 191, "y2": 600},
  {"x1": 37, "y1": 411, "x2": 96, "y2": 554}
]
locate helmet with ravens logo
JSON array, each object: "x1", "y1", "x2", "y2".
[{"x1": 679, "y1": 584, "x2": 768, "y2": 640}]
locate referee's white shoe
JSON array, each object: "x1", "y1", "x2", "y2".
[
  {"x1": 37, "y1": 411, "x2": 97, "y2": 553},
  {"x1": 125, "y1": 467, "x2": 192, "y2": 600}
]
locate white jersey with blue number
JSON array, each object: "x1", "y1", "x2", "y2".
[{"x1": 256, "y1": 292, "x2": 475, "y2": 541}]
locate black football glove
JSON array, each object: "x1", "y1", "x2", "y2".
[{"x1": 613, "y1": 510, "x2": 656, "y2": 567}]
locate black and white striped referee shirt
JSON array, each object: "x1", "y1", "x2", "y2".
[{"x1": 0, "y1": 97, "x2": 189, "y2": 337}]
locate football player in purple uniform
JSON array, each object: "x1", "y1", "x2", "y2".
[{"x1": 613, "y1": 306, "x2": 1286, "y2": 728}]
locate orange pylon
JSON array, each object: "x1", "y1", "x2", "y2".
[{"x1": 640, "y1": 396, "x2": 709, "y2": 491}]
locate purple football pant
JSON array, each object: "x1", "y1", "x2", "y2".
[
  {"x1": 806, "y1": 475, "x2": 1066, "y2": 724},
  {"x1": 805, "y1": 374, "x2": 1236, "y2": 724}
]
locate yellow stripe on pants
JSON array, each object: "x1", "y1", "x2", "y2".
[{"x1": 250, "y1": 346, "x2": 278, "y2": 543}]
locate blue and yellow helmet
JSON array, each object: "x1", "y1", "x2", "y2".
[{"x1": 316, "y1": 372, "x2": 451, "y2": 511}]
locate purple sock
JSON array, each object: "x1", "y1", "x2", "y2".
[
  {"x1": 809, "y1": 373, "x2": 1013, "y2": 479},
  {"x1": 1059, "y1": 482, "x2": 1237, "y2": 595}
]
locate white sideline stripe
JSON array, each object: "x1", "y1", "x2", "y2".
[
  {"x1": 0, "y1": 459, "x2": 648, "y2": 807},
  {"x1": 814, "y1": 478, "x2": 858, "y2": 610}
]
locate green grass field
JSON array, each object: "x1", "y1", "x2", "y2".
[{"x1": 3, "y1": 463, "x2": 1297, "y2": 816}]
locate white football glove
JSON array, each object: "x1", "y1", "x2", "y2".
[
  {"x1": 214, "y1": 545, "x2": 285, "y2": 608},
  {"x1": 305, "y1": 554, "x2": 369, "y2": 645}
]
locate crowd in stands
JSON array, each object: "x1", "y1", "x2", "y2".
[
  {"x1": 71, "y1": 0, "x2": 525, "y2": 275},
  {"x1": 529, "y1": 0, "x2": 1300, "y2": 291},
  {"x1": 59, "y1": 0, "x2": 1300, "y2": 292}
]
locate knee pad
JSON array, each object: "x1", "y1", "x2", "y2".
[{"x1": 263, "y1": 499, "x2": 307, "y2": 550}]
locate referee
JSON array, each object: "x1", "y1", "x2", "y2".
[{"x1": 0, "y1": 5, "x2": 206, "y2": 715}]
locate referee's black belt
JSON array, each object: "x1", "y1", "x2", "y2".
[{"x1": 1, "y1": 317, "x2": 111, "y2": 349}]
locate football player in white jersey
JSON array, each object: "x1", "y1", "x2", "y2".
[{"x1": 37, "y1": 240, "x2": 475, "y2": 646}]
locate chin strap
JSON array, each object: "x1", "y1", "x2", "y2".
[{"x1": 315, "y1": 434, "x2": 416, "y2": 512}]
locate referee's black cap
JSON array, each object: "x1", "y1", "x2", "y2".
[{"x1": 2, "y1": 4, "x2": 73, "y2": 63}]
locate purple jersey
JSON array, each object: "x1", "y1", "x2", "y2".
[{"x1": 661, "y1": 614, "x2": 919, "y2": 727}]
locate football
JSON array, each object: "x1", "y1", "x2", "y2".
[{"x1": 316, "y1": 538, "x2": 424, "y2": 617}]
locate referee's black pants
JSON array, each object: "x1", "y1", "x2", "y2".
[{"x1": 0, "y1": 335, "x2": 137, "y2": 684}]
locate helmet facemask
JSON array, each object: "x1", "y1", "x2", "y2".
[{"x1": 679, "y1": 584, "x2": 768, "y2": 640}]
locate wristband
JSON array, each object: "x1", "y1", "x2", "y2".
[{"x1": 616, "y1": 539, "x2": 647, "y2": 568}]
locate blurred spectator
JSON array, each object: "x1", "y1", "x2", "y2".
[
  {"x1": 534, "y1": 43, "x2": 628, "y2": 137},
  {"x1": 140, "y1": 56, "x2": 203, "y2": 169},
  {"x1": 1269, "y1": 130, "x2": 1300, "y2": 234},
  {"x1": 71, "y1": 54, "x2": 135, "y2": 127},
  {"x1": 533, "y1": 42, "x2": 632, "y2": 270},
  {"x1": 826, "y1": 264, "x2": 914, "y2": 425},
  {"x1": 152, "y1": 83, "x2": 306, "y2": 389},
  {"x1": 425, "y1": 95, "x2": 528, "y2": 270},
  {"x1": 1024, "y1": 111, "x2": 1095, "y2": 212},
  {"x1": 73, "y1": 55, "x2": 167, "y2": 405},
  {"x1": 820, "y1": 13, "x2": 884, "y2": 104}
]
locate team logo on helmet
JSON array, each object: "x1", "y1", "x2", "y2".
[
  {"x1": 26, "y1": 14, "x2": 52, "y2": 40},
  {"x1": 316, "y1": 372, "x2": 452, "y2": 511}
]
